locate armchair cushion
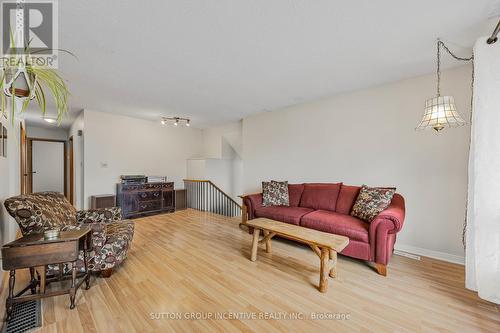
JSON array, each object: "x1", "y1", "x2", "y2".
[
  {"x1": 76, "y1": 207, "x2": 122, "y2": 224},
  {"x1": 89, "y1": 221, "x2": 135, "y2": 271},
  {"x1": 4, "y1": 192, "x2": 76, "y2": 235}
]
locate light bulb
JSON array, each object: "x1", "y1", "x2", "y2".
[
  {"x1": 186, "y1": 120, "x2": 190, "y2": 127},
  {"x1": 174, "y1": 119, "x2": 179, "y2": 126}
]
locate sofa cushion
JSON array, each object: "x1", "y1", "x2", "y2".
[
  {"x1": 288, "y1": 184, "x2": 304, "y2": 207},
  {"x1": 351, "y1": 185, "x2": 396, "y2": 222},
  {"x1": 254, "y1": 206, "x2": 314, "y2": 225},
  {"x1": 300, "y1": 210, "x2": 369, "y2": 243},
  {"x1": 262, "y1": 181, "x2": 290, "y2": 206},
  {"x1": 299, "y1": 183, "x2": 341, "y2": 211},
  {"x1": 336, "y1": 185, "x2": 361, "y2": 215}
]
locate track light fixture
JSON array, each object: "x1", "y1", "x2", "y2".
[{"x1": 161, "y1": 117, "x2": 191, "y2": 127}]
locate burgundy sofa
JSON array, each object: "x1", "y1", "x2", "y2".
[{"x1": 242, "y1": 183, "x2": 405, "y2": 276}]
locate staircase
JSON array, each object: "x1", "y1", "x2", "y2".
[{"x1": 183, "y1": 179, "x2": 242, "y2": 217}]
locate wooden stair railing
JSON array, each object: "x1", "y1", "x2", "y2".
[{"x1": 183, "y1": 179, "x2": 242, "y2": 217}]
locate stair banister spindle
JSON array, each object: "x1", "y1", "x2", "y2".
[{"x1": 183, "y1": 179, "x2": 241, "y2": 217}]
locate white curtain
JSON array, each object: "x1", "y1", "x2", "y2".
[{"x1": 466, "y1": 37, "x2": 500, "y2": 304}]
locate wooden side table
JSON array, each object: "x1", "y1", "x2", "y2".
[{"x1": 1, "y1": 227, "x2": 92, "y2": 320}]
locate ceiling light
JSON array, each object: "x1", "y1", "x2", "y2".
[
  {"x1": 43, "y1": 116, "x2": 57, "y2": 124},
  {"x1": 160, "y1": 117, "x2": 191, "y2": 127}
]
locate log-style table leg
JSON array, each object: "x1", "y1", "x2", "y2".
[
  {"x1": 319, "y1": 247, "x2": 329, "y2": 293},
  {"x1": 250, "y1": 228, "x2": 261, "y2": 261},
  {"x1": 263, "y1": 230, "x2": 272, "y2": 253},
  {"x1": 329, "y1": 250, "x2": 337, "y2": 278},
  {"x1": 6, "y1": 270, "x2": 15, "y2": 320},
  {"x1": 69, "y1": 262, "x2": 77, "y2": 309}
]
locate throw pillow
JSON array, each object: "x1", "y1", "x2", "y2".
[
  {"x1": 262, "y1": 180, "x2": 290, "y2": 206},
  {"x1": 351, "y1": 185, "x2": 396, "y2": 222}
]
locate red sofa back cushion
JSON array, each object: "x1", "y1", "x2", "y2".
[
  {"x1": 299, "y1": 183, "x2": 342, "y2": 211},
  {"x1": 336, "y1": 184, "x2": 361, "y2": 215},
  {"x1": 288, "y1": 184, "x2": 304, "y2": 207}
]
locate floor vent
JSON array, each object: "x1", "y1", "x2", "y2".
[
  {"x1": 3, "y1": 300, "x2": 41, "y2": 333},
  {"x1": 394, "y1": 250, "x2": 421, "y2": 261}
]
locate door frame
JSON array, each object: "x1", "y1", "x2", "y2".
[
  {"x1": 27, "y1": 137, "x2": 67, "y2": 196},
  {"x1": 20, "y1": 122, "x2": 27, "y2": 194},
  {"x1": 68, "y1": 136, "x2": 74, "y2": 205}
]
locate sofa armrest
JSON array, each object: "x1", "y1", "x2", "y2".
[
  {"x1": 242, "y1": 193, "x2": 263, "y2": 220},
  {"x1": 372, "y1": 193, "x2": 405, "y2": 233},
  {"x1": 76, "y1": 207, "x2": 122, "y2": 224},
  {"x1": 369, "y1": 193, "x2": 405, "y2": 265}
]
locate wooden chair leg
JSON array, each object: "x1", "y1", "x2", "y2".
[
  {"x1": 101, "y1": 268, "x2": 113, "y2": 278},
  {"x1": 375, "y1": 263, "x2": 387, "y2": 276}
]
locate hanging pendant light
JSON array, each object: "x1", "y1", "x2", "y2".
[
  {"x1": 1, "y1": 0, "x2": 37, "y2": 100},
  {"x1": 416, "y1": 40, "x2": 469, "y2": 132}
]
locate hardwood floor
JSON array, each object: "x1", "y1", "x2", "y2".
[{"x1": 1, "y1": 209, "x2": 499, "y2": 332}]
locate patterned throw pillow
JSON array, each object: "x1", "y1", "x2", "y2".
[
  {"x1": 262, "y1": 181, "x2": 290, "y2": 206},
  {"x1": 350, "y1": 185, "x2": 396, "y2": 222}
]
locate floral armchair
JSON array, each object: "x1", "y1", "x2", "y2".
[{"x1": 4, "y1": 192, "x2": 134, "y2": 277}]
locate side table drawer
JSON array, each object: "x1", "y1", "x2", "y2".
[{"x1": 2, "y1": 241, "x2": 79, "y2": 271}]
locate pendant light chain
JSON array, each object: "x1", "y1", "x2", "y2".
[
  {"x1": 434, "y1": 39, "x2": 474, "y2": 249},
  {"x1": 436, "y1": 40, "x2": 474, "y2": 97}
]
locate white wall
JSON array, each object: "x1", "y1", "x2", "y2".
[
  {"x1": 0, "y1": 107, "x2": 23, "y2": 285},
  {"x1": 202, "y1": 121, "x2": 242, "y2": 159},
  {"x1": 243, "y1": 65, "x2": 472, "y2": 262},
  {"x1": 69, "y1": 112, "x2": 84, "y2": 209},
  {"x1": 186, "y1": 159, "x2": 206, "y2": 181},
  {"x1": 26, "y1": 125, "x2": 68, "y2": 141},
  {"x1": 199, "y1": 121, "x2": 244, "y2": 199},
  {"x1": 83, "y1": 110, "x2": 203, "y2": 209}
]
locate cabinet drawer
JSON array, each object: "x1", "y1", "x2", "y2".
[
  {"x1": 137, "y1": 191, "x2": 161, "y2": 201},
  {"x1": 138, "y1": 201, "x2": 161, "y2": 212}
]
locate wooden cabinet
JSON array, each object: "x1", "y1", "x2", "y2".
[{"x1": 116, "y1": 182, "x2": 175, "y2": 219}]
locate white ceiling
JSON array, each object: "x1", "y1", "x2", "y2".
[{"x1": 25, "y1": 0, "x2": 500, "y2": 129}]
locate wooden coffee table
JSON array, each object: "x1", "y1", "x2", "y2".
[
  {"x1": 1, "y1": 227, "x2": 92, "y2": 319},
  {"x1": 246, "y1": 218, "x2": 349, "y2": 293}
]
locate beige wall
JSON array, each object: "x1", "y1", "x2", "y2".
[
  {"x1": 83, "y1": 110, "x2": 203, "y2": 209},
  {"x1": 242, "y1": 65, "x2": 473, "y2": 262}
]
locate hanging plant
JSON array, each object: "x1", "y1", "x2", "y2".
[{"x1": 0, "y1": 31, "x2": 71, "y2": 125}]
